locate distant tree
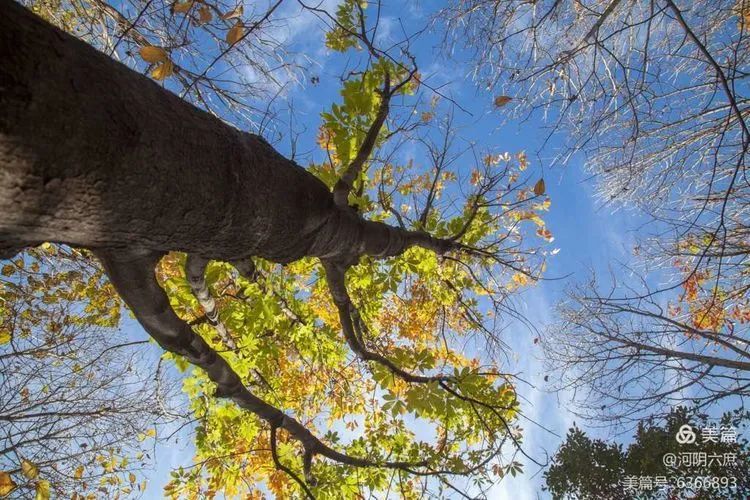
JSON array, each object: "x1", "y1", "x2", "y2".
[
  {"x1": 545, "y1": 273, "x2": 750, "y2": 423},
  {"x1": 439, "y1": 0, "x2": 750, "y2": 421},
  {"x1": 544, "y1": 407, "x2": 750, "y2": 499},
  {"x1": 544, "y1": 426, "x2": 626, "y2": 500},
  {"x1": 0, "y1": 245, "x2": 180, "y2": 498}
]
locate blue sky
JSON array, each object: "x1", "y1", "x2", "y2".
[{"x1": 114, "y1": 0, "x2": 743, "y2": 498}]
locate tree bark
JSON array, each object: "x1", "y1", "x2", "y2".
[
  {"x1": 0, "y1": 0, "x2": 344, "y2": 263},
  {"x1": 0, "y1": 0, "x2": 458, "y2": 266}
]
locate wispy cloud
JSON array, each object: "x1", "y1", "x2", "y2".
[{"x1": 490, "y1": 287, "x2": 575, "y2": 500}]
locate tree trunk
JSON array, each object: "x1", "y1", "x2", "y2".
[{"x1": 0, "y1": 0, "x2": 344, "y2": 263}]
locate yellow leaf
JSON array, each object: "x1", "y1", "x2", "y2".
[
  {"x1": 536, "y1": 227, "x2": 553, "y2": 241},
  {"x1": 21, "y1": 459, "x2": 39, "y2": 479},
  {"x1": 128, "y1": 473, "x2": 136, "y2": 484},
  {"x1": 197, "y1": 6, "x2": 212, "y2": 24},
  {"x1": 137, "y1": 428, "x2": 156, "y2": 442},
  {"x1": 512, "y1": 272, "x2": 530, "y2": 287},
  {"x1": 172, "y1": 1, "x2": 193, "y2": 14},
  {"x1": 226, "y1": 21, "x2": 244, "y2": 45},
  {"x1": 1, "y1": 264, "x2": 14, "y2": 277},
  {"x1": 518, "y1": 151, "x2": 528, "y2": 170},
  {"x1": 0, "y1": 472, "x2": 16, "y2": 496},
  {"x1": 220, "y1": 5, "x2": 243, "y2": 20},
  {"x1": 0, "y1": 331, "x2": 10, "y2": 345},
  {"x1": 533, "y1": 178, "x2": 545, "y2": 196},
  {"x1": 139, "y1": 46, "x2": 168, "y2": 64},
  {"x1": 151, "y1": 60, "x2": 174, "y2": 81},
  {"x1": 494, "y1": 95, "x2": 512, "y2": 107},
  {"x1": 517, "y1": 211, "x2": 545, "y2": 227},
  {"x1": 74, "y1": 465, "x2": 84, "y2": 479},
  {"x1": 35, "y1": 480, "x2": 50, "y2": 500}
]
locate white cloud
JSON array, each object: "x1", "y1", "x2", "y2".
[{"x1": 489, "y1": 287, "x2": 575, "y2": 500}]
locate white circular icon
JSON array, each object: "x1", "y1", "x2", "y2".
[{"x1": 675, "y1": 424, "x2": 696, "y2": 444}]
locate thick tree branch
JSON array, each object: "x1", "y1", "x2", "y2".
[
  {"x1": 333, "y1": 70, "x2": 391, "y2": 208},
  {"x1": 594, "y1": 327, "x2": 750, "y2": 372},
  {"x1": 323, "y1": 259, "x2": 452, "y2": 384},
  {"x1": 94, "y1": 249, "x2": 432, "y2": 477},
  {"x1": 321, "y1": 257, "x2": 526, "y2": 454},
  {"x1": 0, "y1": 4, "x2": 529, "y2": 491},
  {"x1": 270, "y1": 425, "x2": 315, "y2": 499}
]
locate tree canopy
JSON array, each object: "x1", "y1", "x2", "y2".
[
  {"x1": 544, "y1": 407, "x2": 750, "y2": 499},
  {"x1": 0, "y1": 245, "x2": 181, "y2": 498},
  {"x1": 438, "y1": 0, "x2": 750, "y2": 423},
  {"x1": 3, "y1": 0, "x2": 750, "y2": 497}
]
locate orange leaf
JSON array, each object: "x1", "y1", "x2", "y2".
[
  {"x1": 172, "y1": 1, "x2": 193, "y2": 14},
  {"x1": 226, "y1": 21, "x2": 244, "y2": 45},
  {"x1": 220, "y1": 4, "x2": 243, "y2": 20},
  {"x1": 151, "y1": 60, "x2": 174, "y2": 81},
  {"x1": 197, "y1": 5, "x2": 212, "y2": 24},
  {"x1": 139, "y1": 46, "x2": 168, "y2": 64},
  {"x1": 494, "y1": 95, "x2": 512, "y2": 107},
  {"x1": 21, "y1": 459, "x2": 39, "y2": 479},
  {"x1": 0, "y1": 472, "x2": 16, "y2": 496},
  {"x1": 35, "y1": 480, "x2": 50, "y2": 500},
  {"x1": 533, "y1": 178, "x2": 545, "y2": 196}
]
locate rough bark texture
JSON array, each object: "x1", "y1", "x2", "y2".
[
  {"x1": 0, "y1": 0, "x2": 455, "y2": 264},
  {"x1": 0, "y1": 0, "x2": 341, "y2": 263}
]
